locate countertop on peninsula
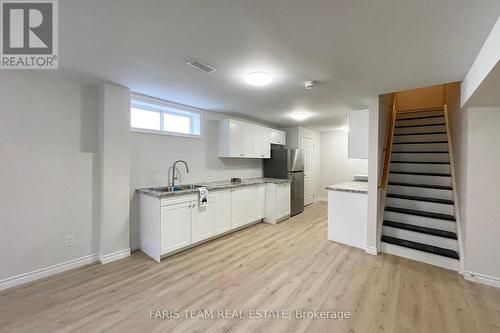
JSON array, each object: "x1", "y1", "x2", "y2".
[
  {"x1": 137, "y1": 177, "x2": 292, "y2": 198},
  {"x1": 325, "y1": 180, "x2": 368, "y2": 194}
]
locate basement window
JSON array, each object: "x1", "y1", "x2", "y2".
[{"x1": 130, "y1": 93, "x2": 202, "y2": 138}]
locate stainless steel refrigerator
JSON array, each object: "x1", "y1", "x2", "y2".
[{"x1": 263, "y1": 149, "x2": 304, "y2": 216}]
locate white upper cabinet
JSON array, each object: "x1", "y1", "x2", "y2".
[
  {"x1": 270, "y1": 129, "x2": 286, "y2": 145},
  {"x1": 219, "y1": 119, "x2": 281, "y2": 158},
  {"x1": 227, "y1": 119, "x2": 243, "y2": 157},
  {"x1": 348, "y1": 110, "x2": 369, "y2": 159},
  {"x1": 241, "y1": 122, "x2": 254, "y2": 156},
  {"x1": 253, "y1": 126, "x2": 271, "y2": 158}
]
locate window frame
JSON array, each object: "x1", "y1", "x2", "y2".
[{"x1": 130, "y1": 92, "x2": 204, "y2": 139}]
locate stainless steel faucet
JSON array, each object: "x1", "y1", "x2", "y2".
[{"x1": 171, "y1": 160, "x2": 189, "y2": 186}]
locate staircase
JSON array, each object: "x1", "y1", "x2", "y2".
[{"x1": 380, "y1": 107, "x2": 460, "y2": 270}]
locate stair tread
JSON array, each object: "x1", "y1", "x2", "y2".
[
  {"x1": 388, "y1": 181, "x2": 452, "y2": 190},
  {"x1": 396, "y1": 115, "x2": 444, "y2": 121},
  {"x1": 383, "y1": 220, "x2": 457, "y2": 239},
  {"x1": 385, "y1": 206, "x2": 455, "y2": 221},
  {"x1": 389, "y1": 171, "x2": 451, "y2": 177},
  {"x1": 395, "y1": 123, "x2": 446, "y2": 128},
  {"x1": 394, "y1": 132, "x2": 447, "y2": 136},
  {"x1": 391, "y1": 151, "x2": 449, "y2": 154},
  {"x1": 391, "y1": 161, "x2": 450, "y2": 165},
  {"x1": 381, "y1": 235, "x2": 459, "y2": 259},
  {"x1": 392, "y1": 141, "x2": 448, "y2": 144},
  {"x1": 386, "y1": 193, "x2": 454, "y2": 205}
]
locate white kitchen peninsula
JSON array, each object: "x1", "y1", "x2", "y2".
[{"x1": 325, "y1": 181, "x2": 368, "y2": 250}]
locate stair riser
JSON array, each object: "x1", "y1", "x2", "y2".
[
  {"x1": 395, "y1": 116, "x2": 445, "y2": 127},
  {"x1": 392, "y1": 142, "x2": 448, "y2": 152},
  {"x1": 393, "y1": 133, "x2": 448, "y2": 143},
  {"x1": 392, "y1": 152, "x2": 449, "y2": 163},
  {"x1": 397, "y1": 110, "x2": 444, "y2": 119},
  {"x1": 384, "y1": 211, "x2": 456, "y2": 232},
  {"x1": 382, "y1": 226, "x2": 458, "y2": 251},
  {"x1": 386, "y1": 197, "x2": 454, "y2": 215},
  {"x1": 389, "y1": 173, "x2": 452, "y2": 187},
  {"x1": 394, "y1": 125, "x2": 446, "y2": 135},
  {"x1": 380, "y1": 242, "x2": 459, "y2": 271},
  {"x1": 387, "y1": 184, "x2": 452, "y2": 200},
  {"x1": 390, "y1": 162, "x2": 450, "y2": 174}
]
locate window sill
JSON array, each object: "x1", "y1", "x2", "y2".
[{"x1": 130, "y1": 128, "x2": 203, "y2": 139}]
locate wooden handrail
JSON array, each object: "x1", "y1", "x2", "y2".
[
  {"x1": 443, "y1": 103, "x2": 464, "y2": 268},
  {"x1": 379, "y1": 93, "x2": 398, "y2": 188}
]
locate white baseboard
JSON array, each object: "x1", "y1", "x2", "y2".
[
  {"x1": 464, "y1": 271, "x2": 500, "y2": 288},
  {"x1": 365, "y1": 245, "x2": 378, "y2": 255},
  {"x1": 316, "y1": 197, "x2": 328, "y2": 202},
  {"x1": 0, "y1": 254, "x2": 99, "y2": 291},
  {"x1": 99, "y1": 248, "x2": 131, "y2": 264}
]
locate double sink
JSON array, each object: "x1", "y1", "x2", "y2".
[{"x1": 151, "y1": 184, "x2": 204, "y2": 194}]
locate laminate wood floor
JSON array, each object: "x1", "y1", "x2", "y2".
[{"x1": 1, "y1": 202, "x2": 500, "y2": 333}]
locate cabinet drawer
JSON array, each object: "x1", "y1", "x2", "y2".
[{"x1": 160, "y1": 194, "x2": 197, "y2": 207}]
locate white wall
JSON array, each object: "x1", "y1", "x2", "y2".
[
  {"x1": 319, "y1": 131, "x2": 368, "y2": 198},
  {"x1": 463, "y1": 107, "x2": 500, "y2": 283},
  {"x1": 129, "y1": 111, "x2": 264, "y2": 249},
  {"x1": 461, "y1": 17, "x2": 500, "y2": 107},
  {"x1": 0, "y1": 72, "x2": 99, "y2": 285},
  {"x1": 99, "y1": 83, "x2": 131, "y2": 261}
]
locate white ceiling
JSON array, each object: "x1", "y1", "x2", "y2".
[{"x1": 59, "y1": 1, "x2": 500, "y2": 130}]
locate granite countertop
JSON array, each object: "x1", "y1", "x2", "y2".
[
  {"x1": 325, "y1": 180, "x2": 368, "y2": 194},
  {"x1": 137, "y1": 177, "x2": 292, "y2": 198}
]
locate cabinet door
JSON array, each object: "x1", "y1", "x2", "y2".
[
  {"x1": 191, "y1": 196, "x2": 216, "y2": 243},
  {"x1": 231, "y1": 188, "x2": 247, "y2": 228},
  {"x1": 161, "y1": 202, "x2": 192, "y2": 254},
  {"x1": 215, "y1": 190, "x2": 232, "y2": 233},
  {"x1": 260, "y1": 127, "x2": 271, "y2": 158},
  {"x1": 270, "y1": 129, "x2": 286, "y2": 145},
  {"x1": 228, "y1": 120, "x2": 243, "y2": 157},
  {"x1": 276, "y1": 184, "x2": 291, "y2": 219},
  {"x1": 283, "y1": 184, "x2": 291, "y2": 216},
  {"x1": 253, "y1": 126, "x2": 271, "y2": 158},
  {"x1": 255, "y1": 185, "x2": 266, "y2": 219},
  {"x1": 241, "y1": 123, "x2": 254, "y2": 157},
  {"x1": 275, "y1": 185, "x2": 284, "y2": 219}
]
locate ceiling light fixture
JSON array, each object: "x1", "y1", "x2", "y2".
[
  {"x1": 290, "y1": 112, "x2": 310, "y2": 121},
  {"x1": 245, "y1": 71, "x2": 273, "y2": 86},
  {"x1": 304, "y1": 80, "x2": 319, "y2": 89}
]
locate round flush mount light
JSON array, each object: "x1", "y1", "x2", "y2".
[
  {"x1": 290, "y1": 112, "x2": 311, "y2": 121},
  {"x1": 304, "y1": 80, "x2": 319, "y2": 89},
  {"x1": 245, "y1": 71, "x2": 273, "y2": 86}
]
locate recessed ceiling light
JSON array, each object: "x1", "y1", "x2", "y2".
[
  {"x1": 245, "y1": 71, "x2": 273, "y2": 86},
  {"x1": 290, "y1": 112, "x2": 310, "y2": 121}
]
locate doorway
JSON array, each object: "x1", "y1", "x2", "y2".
[{"x1": 301, "y1": 136, "x2": 314, "y2": 206}]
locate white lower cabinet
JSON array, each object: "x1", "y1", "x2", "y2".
[
  {"x1": 191, "y1": 195, "x2": 216, "y2": 243},
  {"x1": 265, "y1": 182, "x2": 291, "y2": 224},
  {"x1": 215, "y1": 190, "x2": 232, "y2": 233},
  {"x1": 231, "y1": 185, "x2": 266, "y2": 228},
  {"x1": 140, "y1": 182, "x2": 289, "y2": 262},
  {"x1": 160, "y1": 200, "x2": 192, "y2": 255},
  {"x1": 231, "y1": 186, "x2": 248, "y2": 228}
]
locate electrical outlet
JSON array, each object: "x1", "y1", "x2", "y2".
[{"x1": 65, "y1": 234, "x2": 75, "y2": 247}]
